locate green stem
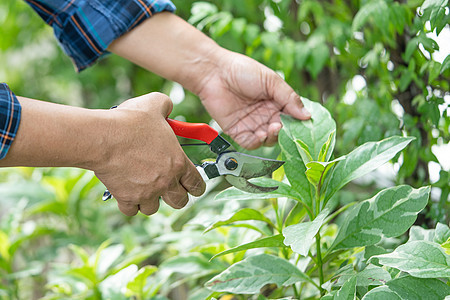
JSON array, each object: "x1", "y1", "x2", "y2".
[
  {"x1": 293, "y1": 283, "x2": 300, "y2": 299},
  {"x1": 272, "y1": 198, "x2": 283, "y2": 233},
  {"x1": 315, "y1": 232, "x2": 325, "y2": 296},
  {"x1": 315, "y1": 188, "x2": 321, "y2": 217},
  {"x1": 323, "y1": 201, "x2": 356, "y2": 225}
]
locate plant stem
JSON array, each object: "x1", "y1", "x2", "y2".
[
  {"x1": 271, "y1": 198, "x2": 283, "y2": 233},
  {"x1": 315, "y1": 232, "x2": 325, "y2": 296},
  {"x1": 323, "y1": 201, "x2": 356, "y2": 225},
  {"x1": 293, "y1": 283, "x2": 300, "y2": 298}
]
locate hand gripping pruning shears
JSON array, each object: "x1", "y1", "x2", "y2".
[{"x1": 102, "y1": 118, "x2": 284, "y2": 201}]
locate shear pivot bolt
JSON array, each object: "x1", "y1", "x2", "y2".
[{"x1": 225, "y1": 157, "x2": 238, "y2": 170}]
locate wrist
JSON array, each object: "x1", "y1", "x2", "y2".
[
  {"x1": 178, "y1": 41, "x2": 226, "y2": 94},
  {"x1": 75, "y1": 109, "x2": 113, "y2": 171}
]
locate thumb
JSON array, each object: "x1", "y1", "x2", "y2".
[
  {"x1": 271, "y1": 75, "x2": 311, "y2": 120},
  {"x1": 121, "y1": 92, "x2": 173, "y2": 117},
  {"x1": 152, "y1": 92, "x2": 173, "y2": 117}
]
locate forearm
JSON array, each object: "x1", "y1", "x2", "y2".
[
  {"x1": 108, "y1": 12, "x2": 223, "y2": 94},
  {"x1": 0, "y1": 96, "x2": 108, "y2": 170}
]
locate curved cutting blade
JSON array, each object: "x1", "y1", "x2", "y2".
[{"x1": 225, "y1": 175, "x2": 278, "y2": 193}]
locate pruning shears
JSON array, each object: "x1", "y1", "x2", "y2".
[{"x1": 102, "y1": 118, "x2": 284, "y2": 201}]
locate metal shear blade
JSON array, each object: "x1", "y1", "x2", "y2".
[
  {"x1": 224, "y1": 175, "x2": 279, "y2": 193},
  {"x1": 212, "y1": 151, "x2": 284, "y2": 193}
]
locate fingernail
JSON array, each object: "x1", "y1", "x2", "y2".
[{"x1": 301, "y1": 106, "x2": 311, "y2": 118}]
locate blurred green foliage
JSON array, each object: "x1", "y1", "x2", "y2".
[{"x1": 0, "y1": 0, "x2": 449, "y2": 299}]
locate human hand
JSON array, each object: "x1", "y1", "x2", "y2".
[
  {"x1": 196, "y1": 49, "x2": 311, "y2": 150},
  {"x1": 94, "y1": 93, "x2": 206, "y2": 216}
]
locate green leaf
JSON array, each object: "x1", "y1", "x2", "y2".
[
  {"x1": 161, "y1": 253, "x2": 223, "y2": 275},
  {"x1": 372, "y1": 240, "x2": 450, "y2": 278},
  {"x1": 404, "y1": 38, "x2": 418, "y2": 62},
  {"x1": 334, "y1": 264, "x2": 391, "y2": 287},
  {"x1": 283, "y1": 209, "x2": 330, "y2": 256},
  {"x1": 352, "y1": 0, "x2": 389, "y2": 33},
  {"x1": 204, "y1": 208, "x2": 274, "y2": 233},
  {"x1": 294, "y1": 41, "x2": 310, "y2": 69},
  {"x1": 244, "y1": 24, "x2": 260, "y2": 45},
  {"x1": 210, "y1": 12, "x2": 232, "y2": 38},
  {"x1": 362, "y1": 285, "x2": 402, "y2": 300},
  {"x1": 285, "y1": 202, "x2": 307, "y2": 227},
  {"x1": 205, "y1": 254, "x2": 311, "y2": 293},
  {"x1": 363, "y1": 276, "x2": 450, "y2": 299},
  {"x1": 399, "y1": 69, "x2": 414, "y2": 92},
  {"x1": 440, "y1": 54, "x2": 450, "y2": 74},
  {"x1": 188, "y1": 2, "x2": 218, "y2": 25},
  {"x1": 330, "y1": 186, "x2": 430, "y2": 251},
  {"x1": 388, "y1": 276, "x2": 450, "y2": 299},
  {"x1": 66, "y1": 266, "x2": 97, "y2": 286},
  {"x1": 364, "y1": 245, "x2": 388, "y2": 261},
  {"x1": 230, "y1": 18, "x2": 247, "y2": 38},
  {"x1": 295, "y1": 139, "x2": 314, "y2": 164},
  {"x1": 277, "y1": 39, "x2": 295, "y2": 78},
  {"x1": 318, "y1": 130, "x2": 336, "y2": 162},
  {"x1": 0, "y1": 231, "x2": 10, "y2": 261},
  {"x1": 408, "y1": 226, "x2": 435, "y2": 242},
  {"x1": 434, "y1": 222, "x2": 450, "y2": 244},
  {"x1": 211, "y1": 235, "x2": 286, "y2": 260},
  {"x1": 306, "y1": 40, "x2": 329, "y2": 78},
  {"x1": 96, "y1": 244, "x2": 125, "y2": 278},
  {"x1": 126, "y1": 265, "x2": 157, "y2": 295},
  {"x1": 68, "y1": 244, "x2": 90, "y2": 265},
  {"x1": 280, "y1": 97, "x2": 336, "y2": 162},
  {"x1": 428, "y1": 60, "x2": 441, "y2": 83},
  {"x1": 417, "y1": 34, "x2": 439, "y2": 54},
  {"x1": 279, "y1": 130, "x2": 312, "y2": 207},
  {"x1": 442, "y1": 239, "x2": 450, "y2": 255},
  {"x1": 214, "y1": 178, "x2": 300, "y2": 202},
  {"x1": 305, "y1": 157, "x2": 345, "y2": 188},
  {"x1": 100, "y1": 264, "x2": 138, "y2": 298},
  {"x1": 335, "y1": 276, "x2": 356, "y2": 300},
  {"x1": 421, "y1": 0, "x2": 449, "y2": 34},
  {"x1": 323, "y1": 136, "x2": 415, "y2": 203},
  {"x1": 389, "y1": 3, "x2": 408, "y2": 34},
  {"x1": 365, "y1": 275, "x2": 450, "y2": 300},
  {"x1": 279, "y1": 97, "x2": 336, "y2": 206}
]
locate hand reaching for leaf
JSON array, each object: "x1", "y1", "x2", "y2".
[{"x1": 197, "y1": 50, "x2": 311, "y2": 149}]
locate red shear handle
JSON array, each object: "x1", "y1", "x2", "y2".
[{"x1": 167, "y1": 118, "x2": 219, "y2": 144}]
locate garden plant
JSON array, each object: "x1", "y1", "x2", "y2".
[
  {"x1": 0, "y1": 0, "x2": 449, "y2": 299},
  {"x1": 203, "y1": 97, "x2": 450, "y2": 299}
]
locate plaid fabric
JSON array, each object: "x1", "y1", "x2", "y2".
[
  {"x1": 0, "y1": 84, "x2": 21, "y2": 160},
  {"x1": 24, "y1": 0, "x2": 176, "y2": 71}
]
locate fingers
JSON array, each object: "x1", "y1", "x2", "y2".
[
  {"x1": 180, "y1": 163, "x2": 206, "y2": 197},
  {"x1": 233, "y1": 131, "x2": 262, "y2": 150},
  {"x1": 269, "y1": 73, "x2": 311, "y2": 120},
  {"x1": 117, "y1": 201, "x2": 139, "y2": 216},
  {"x1": 139, "y1": 197, "x2": 160, "y2": 216},
  {"x1": 265, "y1": 122, "x2": 282, "y2": 146},
  {"x1": 161, "y1": 180, "x2": 189, "y2": 209},
  {"x1": 231, "y1": 120, "x2": 282, "y2": 150}
]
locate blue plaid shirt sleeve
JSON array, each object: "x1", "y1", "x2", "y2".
[
  {"x1": 24, "y1": 0, "x2": 176, "y2": 71},
  {"x1": 0, "y1": 84, "x2": 21, "y2": 160}
]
